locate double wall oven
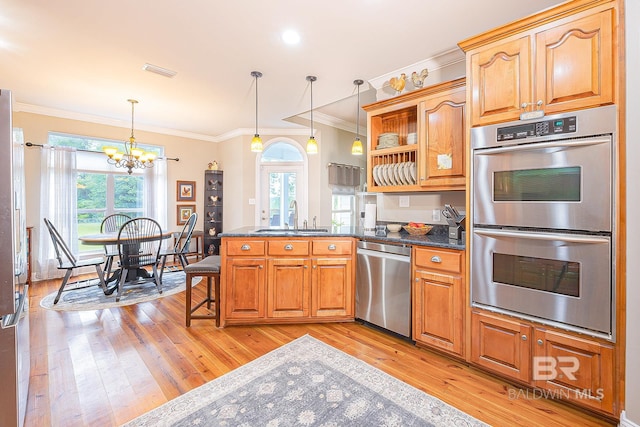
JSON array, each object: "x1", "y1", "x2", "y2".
[{"x1": 471, "y1": 105, "x2": 616, "y2": 341}]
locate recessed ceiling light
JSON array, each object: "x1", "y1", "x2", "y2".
[
  {"x1": 142, "y1": 63, "x2": 177, "y2": 78},
  {"x1": 281, "y1": 30, "x2": 300, "y2": 45}
]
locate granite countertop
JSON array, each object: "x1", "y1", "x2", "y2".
[{"x1": 219, "y1": 224, "x2": 465, "y2": 250}]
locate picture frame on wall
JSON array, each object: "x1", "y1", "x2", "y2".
[
  {"x1": 177, "y1": 180, "x2": 196, "y2": 202},
  {"x1": 177, "y1": 204, "x2": 196, "y2": 225}
]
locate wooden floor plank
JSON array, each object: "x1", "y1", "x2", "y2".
[{"x1": 25, "y1": 276, "x2": 615, "y2": 427}]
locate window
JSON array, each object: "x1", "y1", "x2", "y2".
[
  {"x1": 331, "y1": 194, "x2": 355, "y2": 231},
  {"x1": 49, "y1": 132, "x2": 165, "y2": 253}
]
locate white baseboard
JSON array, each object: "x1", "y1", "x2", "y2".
[{"x1": 621, "y1": 411, "x2": 640, "y2": 427}]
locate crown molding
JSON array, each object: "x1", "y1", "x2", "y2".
[{"x1": 14, "y1": 101, "x2": 314, "y2": 143}]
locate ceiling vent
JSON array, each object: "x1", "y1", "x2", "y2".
[{"x1": 142, "y1": 63, "x2": 177, "y2": 78}]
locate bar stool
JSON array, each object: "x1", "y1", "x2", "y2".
[{"x1": 184, "y1": 255, "x2": 220, "y2": 327}]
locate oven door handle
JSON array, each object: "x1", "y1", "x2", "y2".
[
  {"x1": 473, "y1": 228, "x2": 610, "y2": 244},
  {"x1": 475, "y1": 136, "x2": 610, "y2": 155}
]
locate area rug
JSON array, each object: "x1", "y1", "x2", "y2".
[
  {"x1": 40, "y1": 272, "x2": 200, "y2": 311},
  {"x1": 123, "y1": 335, "x2": 487, "y2": 427}
]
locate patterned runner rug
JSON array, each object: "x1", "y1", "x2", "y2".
[
  {"x1": 123, "y1": 335, "x2": 487, "y2": 427},
  {"x1": 40, "y1": 271, "x2": 200, "y2": 311}
]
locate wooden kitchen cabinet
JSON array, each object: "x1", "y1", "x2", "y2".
[
  {"x1": 267, "y1": 258, "x2": 310, "y2": 318},
  {"x1": 418, "y1": 83, "x2": 466, "y2": 190},
  {"x1": 363, "y1": 78, "x2": 466, "y2": 193},
  {"x1": 460, "y1": 1, "x2": 616, "y2": 126},
  {"x1": 471, "y1": 309, "x2": 615, "y2": 414},
  {"x1": 533, "y1": 328, "x2": 614, "y2": 413},
  {"x1": 471, "y1": 310, "x2": 532, "y2": 383},
  {"x1": 221, "y1": 237, "x2": 355, "y2": 326},
  {"x1": 412, "y1": 246, "x2": 465, "y2": 357},
  {"x1": 310, "y1": 239, "x2": 354, "y2": 318}
]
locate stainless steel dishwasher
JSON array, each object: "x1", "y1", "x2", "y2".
[{"x1": 356, "y1": 241, "x2": 412, "y2": 338}]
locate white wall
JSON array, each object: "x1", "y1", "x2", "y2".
[{"x1": 624, "y1": 0, "x2": 640, "y2": 422}]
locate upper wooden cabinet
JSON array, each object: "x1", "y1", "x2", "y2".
[
  {"x1": 459, "y1": 1, "x2": 616, "y2": 126},
  {"x1": 418, "y1": 84, "x2": 466, "y2": 190},
  {"x1": 363, "y1": 78, "x2": 466, "y2": 192}
]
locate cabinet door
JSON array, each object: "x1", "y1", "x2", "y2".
[
  {"x1": 419, "y1": 86, "x2": 466, "y2": 189},
  {"x1": 469, "y1": 36, "x2": 532, "y2": 126},
  {"x1": 535, "y1": 9, "x2": 614, "y2": 115},
  {"x1": 224, "y1": 258, "x2": 265, "y2": 319},
  {"x1": 471, "y1": 311, "x2": 532, "y2": 383},
  {"x1": 311, "y1": 257, "x2": 353, "y2": 318},
  {"x1": 533, "y1": 329, "x2": 614, "y2": 413},
  {"x1": 413, "y1": 270, "x2": 463, "y2": 356},
  {"x1": 267, "y1": 258, "x2": 310, "y2": 318}
]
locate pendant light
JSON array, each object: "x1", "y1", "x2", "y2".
[
  {"x1": 250, "y1": 71, "x2": 263, "y2": 152},
  {"x1": 351, "y1": 79, "x2": 364, "y2": 155},
  {"x1": 306, "y1": 75, "x2": 318, "y2": 154}
]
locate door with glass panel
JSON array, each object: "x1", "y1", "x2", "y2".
[
  {"x1": 257, "y1": 141, "x2": 307, "y2": 228},
  {"x1": 259, "y1": 165, "x2": 304, "y2": 228}
]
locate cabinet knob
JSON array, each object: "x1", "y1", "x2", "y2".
[
  {"x1": 241, "y1": 244, "x2": 251, "y2": 251},
  {"x1": 430, "y1": 256, "x2": 442, "y2": 263},
  {"x1": 312, "y1": 265, "x2": 317, "y2": 269},
  {"x1": 537, "y1": 339, "x2": 544, "y2": 346},
  {"x1": 304, "y1": 265, "x2": 308, "y2": 269},
  {"x1": 328, "y1": 244, "x2": 336, "y2": 251},
  {"x1": 521, "y1": 335, "x2": 527, "y2": 341},
  {"x1": 415, "y1": 278, "x2": 419, "y2": 282},
  {"x1": 284, "y1": 244, "x2": 293, "y2": 251},
  {"x1": 258, "y1": 265, "x2": 263, "y2": 269}
]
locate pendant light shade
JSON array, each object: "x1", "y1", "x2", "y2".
[
  {"x1": 306, "y1": 75, "x2": 318, "y2": 154},
  {"x1": 250, "y1": 71, "x2": 263, "y2": 152},
  {"x1": 351, "y1": 79, "x2": 364, "y2": 155}
]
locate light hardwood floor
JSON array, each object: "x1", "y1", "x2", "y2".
[{"x1": 26, "y1": 276, "x2": 615, "y2": 427}]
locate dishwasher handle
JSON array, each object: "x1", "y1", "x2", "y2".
[{"x1": 356, "y1": 247, "x2": 411, "y2": 263}]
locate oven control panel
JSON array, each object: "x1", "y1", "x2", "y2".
[{"x1": 497, "y1": 116, "x2": 577, "y2": 141}]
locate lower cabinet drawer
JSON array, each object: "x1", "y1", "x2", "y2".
[
  {"x1": 414, "y1": 247, "x2": 462, "y2": 273},
  {"x1": 312, "y1": 239, "x2": 353, "y2": 255},
  {"x1": 268, "y1": 240, "x2": 309, "y2": 256},
  {"x1": 226, "y1": 240, "x2": 266, "y2": 256}
]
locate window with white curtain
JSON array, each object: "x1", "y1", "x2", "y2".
[{"x1": 48, "y1": 132, "x2": 166, "y2": 254}]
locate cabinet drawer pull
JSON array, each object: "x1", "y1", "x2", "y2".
[
  {"x1": 304, "y1": 265, "x2": 309, "y2": 269},
  {"x1": 430, "y1": 256, "x2": 442, "y2": 263},
  {"x1": 284, "y1": 244, "x2": 294, "y2": 251},
  {"x1": 521, "y1": 335, "x2": 528, "y2": 341},
  {"x1": 328, "y1": 244, "x2": 336, "y2": 251},
  {"x1": 258, "y1": 265, "x2": 263, "y2": 269},
  {"x1": 241, "y1": 244, "x2": 251, "y2": 251},
  {"x1": 537, "y1": 339, "x2": 544, "y2": 346}
]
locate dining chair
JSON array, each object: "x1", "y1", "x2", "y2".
[
  {"x1": 159, "y1": 212, "x2": 198, "y2": 280},
  {"x1": 115, "y1": 217, "x2": 163, "y2": 302},
  {"x1": 100, "y1": 213, "x2": 132, "y2": 281},
  {"x1": 43, "y1": 218, "x2": 108, "y2": 304}
]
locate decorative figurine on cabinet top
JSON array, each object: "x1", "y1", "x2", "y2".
[{"x1": 208, "y1": 161, "x2": 219, "y2": 170}]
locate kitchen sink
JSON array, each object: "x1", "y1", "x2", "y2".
[{"x1": 254, "y1": 228, "x2": 329, "y2": 235}]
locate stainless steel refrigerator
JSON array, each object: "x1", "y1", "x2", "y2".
[{"x1": 0, "y1": 89, "x2": 30, "y2": 427}]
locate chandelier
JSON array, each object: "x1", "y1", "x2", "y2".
[{"x1": 104, "y1": 99, "x2": 156, "y2": 174}]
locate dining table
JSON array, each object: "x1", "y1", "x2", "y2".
[{"x1": 80, "y1": 230, "x2": 174, "y2": 293}]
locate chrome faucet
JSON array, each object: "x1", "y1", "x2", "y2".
[
  {"x1": 290, "y1": 200, "x2": 298, "y2": 229},
  {"x1": 313, "y1": 216, "x2": 317, "y2": 229}
]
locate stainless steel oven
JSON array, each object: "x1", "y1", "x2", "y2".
[{"x1": 470, "y1": 105, "x2": 616, "y2": 340}]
